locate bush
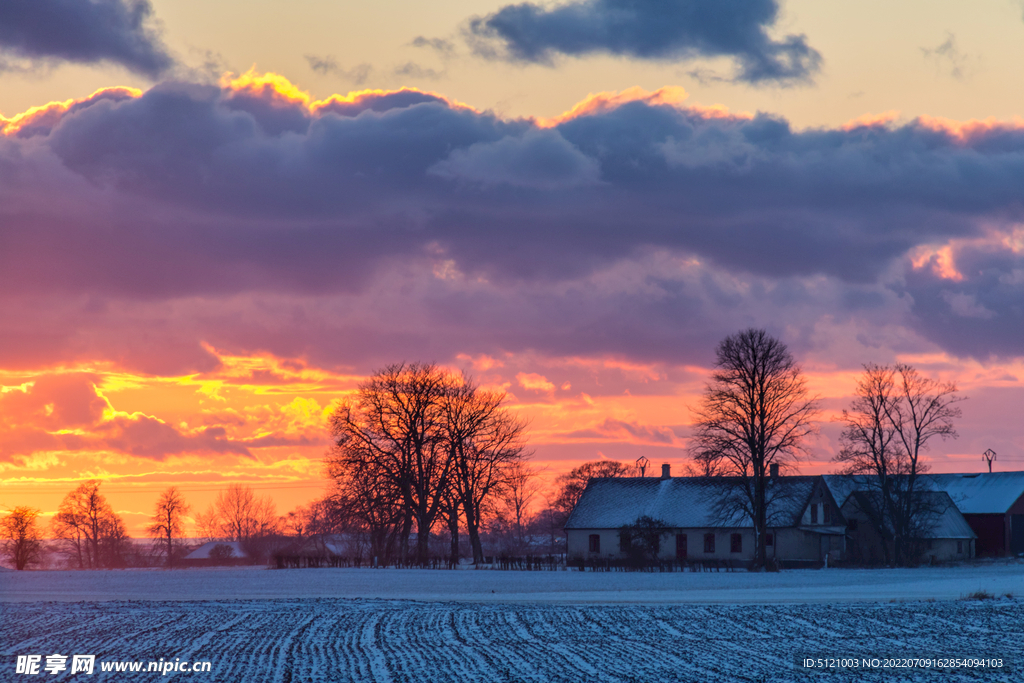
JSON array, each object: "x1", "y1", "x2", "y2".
[
  {"x1": 618, "y1": 516, "x2": 668, "y2": 567},
  {"x1": 208, "y1": 544, "x2": 235, "y2": 563},
  {"x1": 962, "y1": 590, "x2": 995, "y2": 601}
]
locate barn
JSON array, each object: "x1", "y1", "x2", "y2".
[{"x1": 925, "y1": 472, "x2": 1024, "y2": 557}]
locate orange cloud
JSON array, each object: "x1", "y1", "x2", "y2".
[
  {"x1": 538, "y1": 86, "x2": 750, "y2": 128},
  {"x1": 538, "y1": 86, "x2": 689, "y2": 127},
  {"x1": 221, "y1": 68, "x2": 474, "y2": 118},
  {"x1": 840, "y1": 110, "x2": 901, "y2": 131},
  {"x1": 516, "y1": 372, "x2": 556, "y2": 393},
  {"x1": 557, "y1": 418, "x2": 681, "y2": 446},
  {"x1": 1, "y1": 87, "x2": 142, "y2": 137},
  {"x1": 910, "y1": 244, "x2": 964, "y2": 281},
  {"x1": 915, "y1": 114, "x2": 1024, "y2": 144}
]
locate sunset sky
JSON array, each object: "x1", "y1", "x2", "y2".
[{"x1": 2, "y1": 0, "x2": 1023, "y2": 535}]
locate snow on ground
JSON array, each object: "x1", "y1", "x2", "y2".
[
  {"x1": 1, "y1": 563, "x2": 1021, "y2": 604},
  {"x1": 2, "y1": 598, "x2": 1021, "y2": 682}
]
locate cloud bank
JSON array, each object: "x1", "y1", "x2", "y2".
[
  {"x1": 1, "y1": 74, "x2": 1022, "y2": 377},
  {"x1": 466, "y1": 0, "x2": 821, "y2": 84}
]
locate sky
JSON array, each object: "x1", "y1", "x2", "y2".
[{"x1": 2, "y1": 0, "x2": 1024, "y2": 535}]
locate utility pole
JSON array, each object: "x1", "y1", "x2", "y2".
[{"x1": 982, "y1": 448, "x2": 997, "y2": 473}]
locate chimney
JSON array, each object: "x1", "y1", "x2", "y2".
[
  {"x1": 769, "y1": 463, "x2": 779, "y2": 479},
  {"x1": 661, "y1": 464, "x2": 671, "y2": 479}
]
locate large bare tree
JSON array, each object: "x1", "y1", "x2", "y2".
[
  {"x1": 689, "y1": 328, "x2": 820, "y2": 570},
  {"x1": 1, "y1": 506, "x2": 43, "y2": 570},
  {"x1": 146, "y1": 486, "x2": 191, "y2": 567},
  {"x1": 443, "y1": 376, "x2": 529, "y2": 564},
  {"x1": 835, "y1": 363, "x2": 963, "y2": 565},
  {"x1": 51, "y1": 481, "x2": 128, "y2": 569},
  {"x1": 325, "y1": 454, "x2": 405, "y2": 565},
  {"x1": 329, "y1": 363, "x2": 452, "y2": 565}
]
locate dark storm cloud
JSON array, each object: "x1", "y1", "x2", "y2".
[
  {"x1": 4, "y1": 79, "x2": 1024, "y2": 363},
  {"x1": 465, "y1": 0, "x2": 820, "y2": 84},
  {"x1": 0, "y1": 0, "x2": 174, "y2": 77}
]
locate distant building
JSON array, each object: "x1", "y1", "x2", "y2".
[{"x1": 181, "y1": 541, "x2": 252, "y2": 567}]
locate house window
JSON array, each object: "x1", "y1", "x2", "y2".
[
  {"x1": 730, "y1": 533, "x2": 742, "y2": 553},
  {"x1": 589, "y1": 534, "x2": 600, "y2": 553},
  {"x1": 823, "y1": 505, "x2": 831, "y2": 524},
  {"x1": 703, "y1": 533, "x2": 715, "y2": 553},
  {"x1": 765, "y1": 533, "x2": 774, "y2": 547},
  {"x1": 676, "y1": 534, "x2": 687, "y2": 559},
  {"x1": 957, "y1": 540, "x2": 963, "y2": 554},
  {"x1": 810, "y1": 504, "x2": 818, "y2": 524}
]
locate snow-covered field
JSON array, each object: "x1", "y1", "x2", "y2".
[
  {"x1": 3, "y1": 566, "x2": 1022, "y2": 681},
  {"x1": 1, "y1": 563, "x2": 1021, "y2": 603},
  {"x1": 2, "y1": 597, "x2": 1021, "y2": 681}
]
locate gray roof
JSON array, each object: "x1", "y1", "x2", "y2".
[
  {"x1": 923, "y1": 472, "x2": 1024, "y2": 514},
  {"x1": 842, "y1": 490, "x2": 975, "y2": 539},
  {"x1": 822, "y1": 475, "x2": 863, "y2": 509},
  {"x1": 824, "y1": 472, "x2": 1024, "y2": 516},
  {"x1": 926, "y1": 492, "x2": 977, "y2": 539},
  {"x1": 564, "y1": 476, "x2": 817, "y2": 530}
]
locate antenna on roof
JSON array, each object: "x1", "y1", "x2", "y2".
[
  {"x1": 635, "y1": 456, "x2": 650, "y2": 477},
  {"x1": 982, "y1": 448, "x2": 997, "y2": 473}
]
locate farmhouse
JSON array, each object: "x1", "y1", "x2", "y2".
[
  {"x1": 564, "y1": 466, "x2": 1015, "y2": 566},
  {"x1": 564, "y1": 466, "x2": 848, "y2": 566},
  {"x1": 181, "y1": 541, "x2": 252, "y2": 567}
]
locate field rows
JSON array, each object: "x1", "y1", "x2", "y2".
[{"x1": 3, "y1": 598, "x2": 1021, "y2": 682}]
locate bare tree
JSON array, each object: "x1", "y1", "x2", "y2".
[
  {"x1": 835, "y1": 363, "x2": 963, "y2": 565},
  {"x1": 284, "y1": 498, "x2": 341, "y2": 557},
  {"x1": 500, "y1": 461, "x2": 542, "y2": 554},
  {"x1": 553, "y1": 460, "x2": 636, "y2": 519},
  {"x1": 146, "y1": 486, "x2": 191, "y2": 567},
  {"x1": 193, "y1": 504, "x2": 222, "y2": 542},
  {"x1": 683, "y1": 449, "x2": 726, "y2": 477},
  {"x1": 51, "y1": 481, "x2": 128, "y2": 569},
  {"x1": 214, "y1": 484, "x2": 273, "y2": 542},
  {"x1": 329, "y1": 363, "x2": 452, "y2": 565},
  {"x1": 443, "y1": 376, "x2": 530, "y2": 564},
  {"x1": 326, "y1": 446, "x2": 405, "y2": 565},
  {"x1": 690, "y1": 328, "x2": 820, "y2": 570},
  {"x1": 1, "y1": 506, "x2": 43, "y2": 570},
  {"x1": 99, "y1": 514, "x2": 130, "y2": 568}
]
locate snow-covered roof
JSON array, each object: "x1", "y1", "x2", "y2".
[
  {"x1": 842, "y1": 490, "x2": 975, "y2": 539},
  {"x1": 926, "y1": 493, "x2": 977, "y2": 539},
  {"x1": 184, "y1": 541, "x2": 248, "y2": 560},
  {"x1": 923, "y1": 472, "x2": 1024, "y2": 515},
  {"x1": 821, "y1": 475, "x2": 863, "y2": 509},
  {"x1": 824, "y1": 472, "x2": 1024, "y2": 515},
  {"x1": 564, "y1": 476, "x2": 818, "y2": 530},
  {"x1": 277, "y1": 535, "x2": 362, "y2": 556}
]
